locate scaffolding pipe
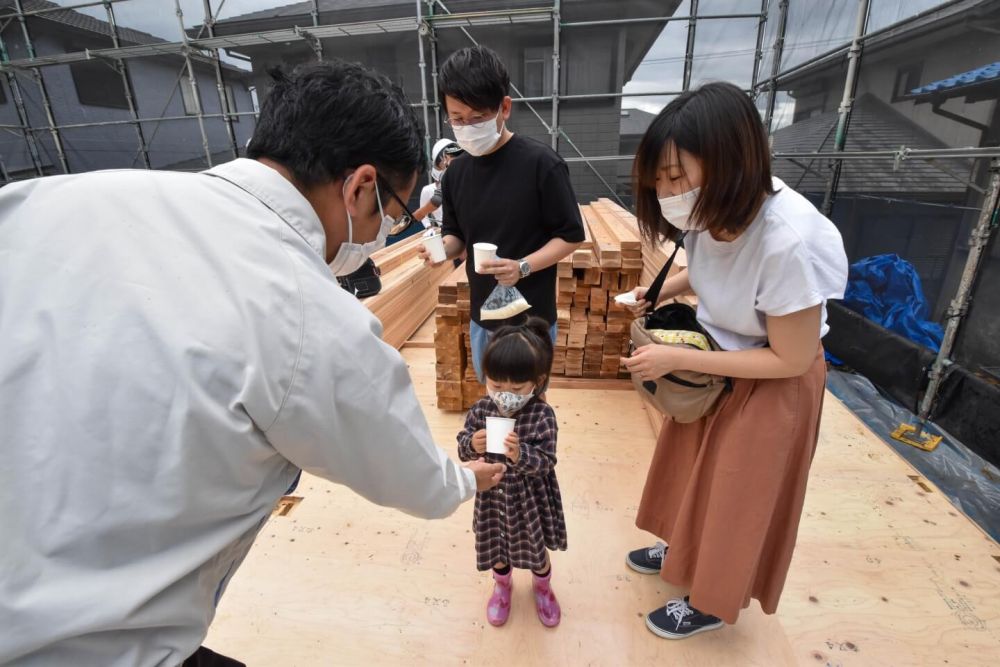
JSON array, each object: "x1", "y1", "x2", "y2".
[
  {"x1": 550, "y1": 0, "x2": 559, "y2": 151},
  {"x1": 561, "y1": 146, "x2": 1000, "y2": 163},
  {"x1": 918, "y1": 158, "x2": 1000, "y2": 422},
  {"x1": 201, "y1": 0, "x2": 240, "y2": 160},
  {"x1": 431, "y1": 0, "x2": 624, "y2": 206},
  {"x1": 175, "y1": 1, "x2": 213, "y2": 168},
  {"x1": 104, "y1": 0, "x2": 151, "y2": 169},
  {"x1": 821, "y1": 0, "x2": 871, "y2": 217},
  {"x1": 428, "y1": 0, "x2": 441, "y2": 139},
  {"x1": 311, "y1": 0, "x2": 324, "y2": 60},
  {"x1": 749, "y1": 0, "x2": 769, "y2": 97},
  {"x1": 561, "y1": 12, "x2": 763, "y2": 28},
  {"x1": 415, "y1": 0, "x2": 433, "y2": 180},
  {"x1": 0, "y1": 37, "x2": 44, "y2": 175},
  {"x1": 13, "y1": 0, "x2": 68, "y2": 174},
  {"x1": 763, "y1": 0, "x2": 788, "y2": 130},
  {"x1": 682, "y1": 0, "x2": 698, "y2": 91}
]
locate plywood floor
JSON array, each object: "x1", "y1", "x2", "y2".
[{"x1": 205, "y1": 324, "x2": 1000, "y2": 666}]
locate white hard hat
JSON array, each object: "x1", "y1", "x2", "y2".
[{"x1": 431, "y1": 138, "x2": 460, "y2": 164}]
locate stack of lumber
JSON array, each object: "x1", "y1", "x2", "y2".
[
  {"x1": 433, "y1": 262, "x2": 487, "y2": 411},
  {"x1": 434, "y1": 200, "x2": 662, "y2": 410},
  {"x1": 595, "y1": 197, "x2": 695, "y2": 307},
  {"x1": 359, "y1": 234, "x2": 453, "y2": 350}
]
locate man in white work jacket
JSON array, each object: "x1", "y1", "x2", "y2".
[{"x1": 0, "y1": 61, "x2": 504, "y2": 667}]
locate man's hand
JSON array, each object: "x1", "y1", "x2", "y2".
[
  {"x1": 504, "y1": 431, "x2": 520, "y2": 464},
  {"x1": 471, "y1": 429, "x2": 487, "y2": 454},
  {"x1": 417, "y1": 243, "x2": 445, "y2": 268},
  {"x1": 479, "y1": 258, "x2": 522, "y2": 287},
  {"x1": 466, "y1": 459, "x2": 505, "y2": 492}
]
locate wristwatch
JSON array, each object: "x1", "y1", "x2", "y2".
[{"x1": 518, "y1": 258, "x2": 532, "y2": 279}]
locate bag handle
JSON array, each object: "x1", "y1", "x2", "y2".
[{"x1": 643, "y1": 233, "x2": 687, "y2": 310}]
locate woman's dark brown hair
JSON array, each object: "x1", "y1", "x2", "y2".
[{"x1": 632, "y1": 81, "x2": 774, "y2": 244}]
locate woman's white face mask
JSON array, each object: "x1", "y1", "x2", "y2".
[{"x1": 658, "y1": 187, "x2": 701, "y2": 231}]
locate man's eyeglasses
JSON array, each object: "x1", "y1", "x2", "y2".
[
  {"x1": 377, "y1": 175, "x2": 416, "y2": 229},
  {"x1": 443, "y1": 112, "x2": 500, "y2": 128}
]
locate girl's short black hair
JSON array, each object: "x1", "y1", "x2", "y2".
[{"x1": 481, "y1": 316, "x2": 553, "y2": 385}]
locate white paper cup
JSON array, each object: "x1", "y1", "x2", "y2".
[
  {"x1": 423, "y1": 231, "x2": 447, "y2": 263},
  {"x1": 473, "y1": 242, "x2": 498, "y2": 274},
  {"x1": 485, "y1": 416, "x2": 516, "y2": 455}
]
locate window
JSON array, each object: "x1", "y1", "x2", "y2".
[
  {"x1": 523, "y1": 47, "x2": 552, "y2": 98},
  {"x1": 224, "y1": 84, "x2": 239, "y2": 122},
  {"x1": 180, "y1": 76, "x2": 199, "y2": 115},
  {"x1": 70, "y1": 60, "x2": 128, "y2": 109},
  {"x1": 892, "y1": 62, "x2": 924, "y2": 102}
]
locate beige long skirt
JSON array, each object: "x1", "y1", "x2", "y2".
[{"x1": 635, "y1": 349, "x2": 826, "y2": 624}]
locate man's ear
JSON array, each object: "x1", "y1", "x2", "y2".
[
  {"x1": 342, "y1": 164, "x2": 377, "y2": 217},
  {"x1": 500, "y1": 96, "x2": 513, "y2": 121}
]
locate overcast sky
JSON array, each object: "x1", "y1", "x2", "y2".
[{"x1": 55, "y1": 0, "x2": 949, "y2": 125}]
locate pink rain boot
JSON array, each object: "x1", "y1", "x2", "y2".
[
  {"x1": 532, "y1": 569, "x2": 561, "y2": 627},
  {"x1": 487, "y1": 568, "x2": 513, "y2": 626}
]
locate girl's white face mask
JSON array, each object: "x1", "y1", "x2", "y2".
[
  {"x1": 658, "y1": 187, "x2": 701, "y2": 231},
  {"x1": 488, "y1": 388, "x2": 535, "y2": 417}
]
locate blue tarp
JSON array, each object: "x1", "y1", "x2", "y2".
[{"x1": 829, "y1": 254, "x2": 944, "y2": 364}]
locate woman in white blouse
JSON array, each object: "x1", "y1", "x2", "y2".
[{"x1": 621, "y1": 81, "x2": 848, "y2": 640}]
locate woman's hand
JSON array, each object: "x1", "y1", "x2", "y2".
[
  {"x1": 625, "y1": 286, "x2": 652, "y2": 317},
  {"x1": 471, "y1": 429, "x2": 487, "y2": 454},
  {"x1": 505, "y1": 431, "x2": 520, "y2": 464},
  {"x1": 621, "y1": 344, "x2": 687, "y2": 380}
]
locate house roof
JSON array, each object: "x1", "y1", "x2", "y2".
[
  {"x1": 1, "y1": 0, "x2": 251, "y2": 78},
  {"x1": 619, "y1": 108, "x2": 657, "y2": 137},
  {"x1": 770, "y1": 93, "x2": 973, "y2": 195},
  {"x1": 908, "y1": 61, "x2": 1000, "y2": 103},
  {"x1": 3, "y1": 0, "x2": 164, "y2": 47}
]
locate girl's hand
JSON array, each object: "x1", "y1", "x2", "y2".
[
  {"x1": 504, "y1": 432, "x2": 520, "y2": 464},
  {"x1": 626, "y1": 286, "x2": 652, "y2": 317},
  {"x1": 621, "y1": 344, "x2": 686, "y2": 380},
  {"x1": 471, "y1": 429, "x2": 487, "y2": 454}
]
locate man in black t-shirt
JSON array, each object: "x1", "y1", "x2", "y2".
[{"x1": 418, "y1": 46, "x2": 584, "y2": 383}]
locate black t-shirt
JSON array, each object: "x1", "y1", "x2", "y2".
[{"x1": 441, "y1": 134, "x2": 585, "y2": 329}]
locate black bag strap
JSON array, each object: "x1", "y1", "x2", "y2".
[{"x1": 643, "y1": 233, "x2": 687, "y2": 309}]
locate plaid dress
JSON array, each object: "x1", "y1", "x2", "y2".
[{"x1": 457, "y1": 397, "x2": 568, "y2": 572}]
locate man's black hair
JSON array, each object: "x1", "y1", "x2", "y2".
[
  {"x1": 438, "y1": 45, "x2": 510, "y2": 112},
  {"x1": 248, "y1": 60, "x2": 424, "y2": 192}
]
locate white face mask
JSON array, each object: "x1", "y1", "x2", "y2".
[
  {"x1": 452, "y1": 115, "x2": 504, "y2": 157},
  {"x1": 488, "y1": 387, "x2": 535, "y2": 417},
  {"x1": 658, "y1": 187, "x2": 702, "y2": 231},
  {"x1": 430, "y1": 166, "x2": 444, "y2": 182},
  {"x1": 328, "y1": 176, "x2": 393, "y2": 276}
]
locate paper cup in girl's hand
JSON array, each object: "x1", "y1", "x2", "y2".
[
  {"x1": 473, "y1": 242, "x2": 498, "y2": 274},
  {"x1": 485, "y1": 416, "x2": 516, "y2": 455},
  {"x1": 423, "y1": 230, "x2": 447, "y2": 263}
]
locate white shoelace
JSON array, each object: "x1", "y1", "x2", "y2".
[
  {"x1": 648, "y1": 541, "x2": 666, "y2": 560},
  {"x1": 664, "y1": 598, "x2": 694, "y2": 629}
]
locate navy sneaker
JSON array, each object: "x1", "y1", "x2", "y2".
[
  {"x1": 646, "y1": 597, "x2": 724, "y2": 639},
  {"x1": 626, "y1": 541, "x2": 666, "y2": 574}
]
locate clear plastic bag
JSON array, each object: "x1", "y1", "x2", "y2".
[{"x1": 480, "y1": 284, "x2": 530, "y2": 321}]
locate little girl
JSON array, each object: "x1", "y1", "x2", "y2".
[{"x1": 457, "y1": 316, "x2": 567, "y2": 628}]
